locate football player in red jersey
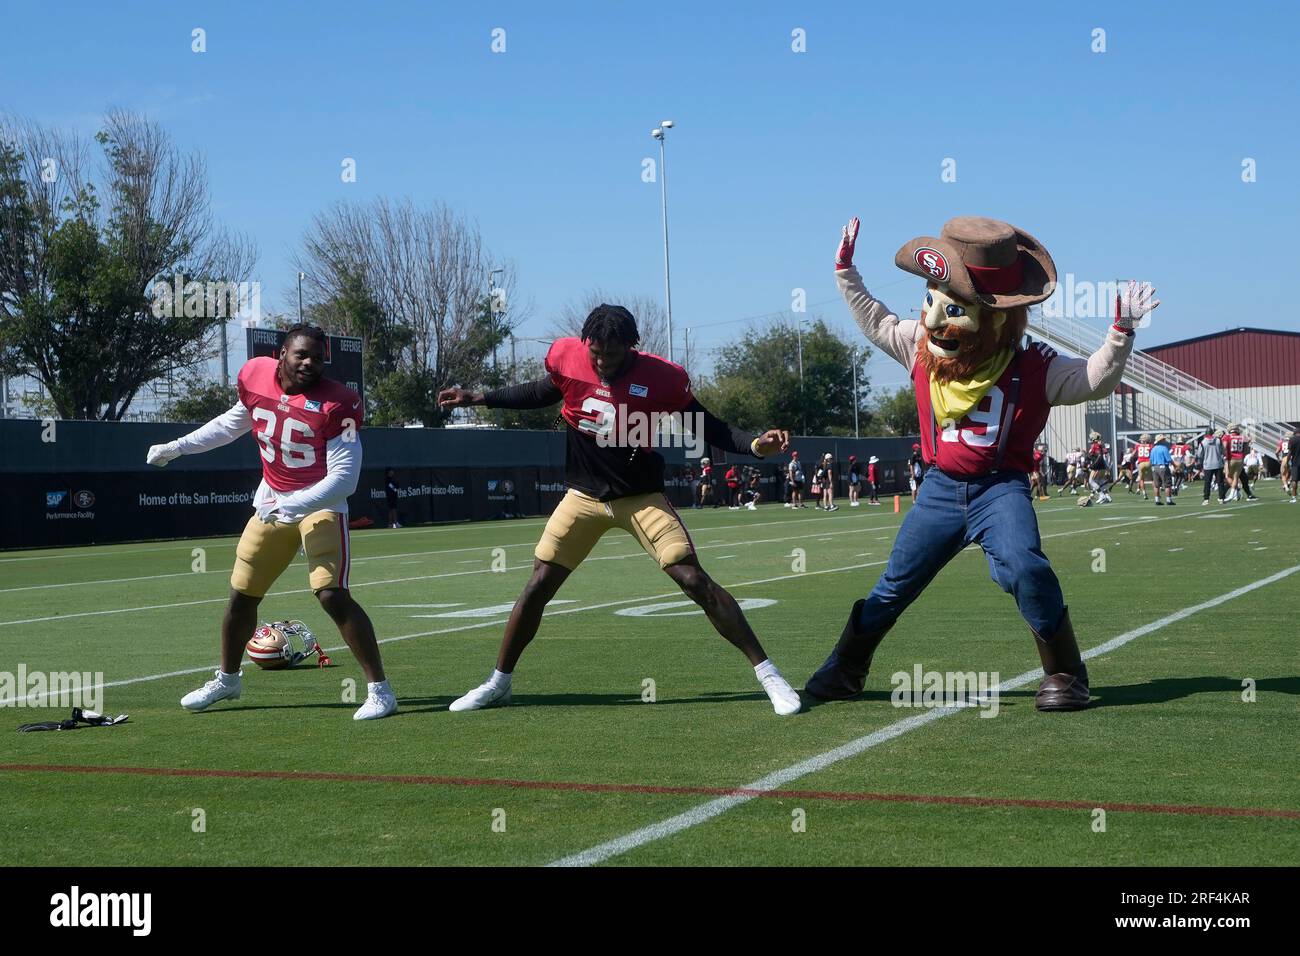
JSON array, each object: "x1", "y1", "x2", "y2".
[
  {"x1": 1133, "y1": 434, "x2": 1153, "y2": 499},
  {"x1": 808, "y1": 216, "x2": 1157, "y2": 712},
  {"x1": 438, "y1": 304, "x2": 802, "y2": 715},
  {"x1": 146, "y1": 325, "x2": 396, "y2": 720},
  {"x1": 1222, "y1": 424, "x2": 1256, "y2": 501}
]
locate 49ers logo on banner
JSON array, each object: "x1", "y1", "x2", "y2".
[{"x1": 915, "y1": 247, "x2": 949, "y2": 281}]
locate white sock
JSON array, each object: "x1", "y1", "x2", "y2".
[
  {"x1": 218, "y1": 670, "x2": 240, "y2": 684},
  {"x1": 489, "y1": 669, "x2": 512, "y2": 689},
  {"x1": 754, "y1": 659, "x2": 778, "y2": 681},
  {"x1": 368, "y1": 679, "x2": 390, "y2": 694}
]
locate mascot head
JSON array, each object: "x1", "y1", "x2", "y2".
[{"x1": 895, "y1": 217, "x2": 1057, "y2": 384}]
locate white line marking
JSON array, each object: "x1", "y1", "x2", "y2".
[
  {"x1": 5, "y1": 509, "x2": 1207, "y2": 701},
  {"x1": 547, "y1": 563, "x2": 1300, "y2": 867}
]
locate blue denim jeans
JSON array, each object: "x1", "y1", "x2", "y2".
[{"x1": 857, "y1": 468, "x2": 1065, "y2": 636}]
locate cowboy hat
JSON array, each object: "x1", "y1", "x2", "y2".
[
  {"x1": 896, "y1": 216, "x2": 1057, "y2": 308},
  {"x1": 868, "y1": 455, "x2": 880, "y2": 464}
]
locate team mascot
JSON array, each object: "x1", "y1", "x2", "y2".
[{"x1": 806, "y1": 216, "x2": 1158, "y2": 710}]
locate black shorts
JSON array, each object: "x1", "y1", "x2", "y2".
[{"x1": 790, "y1": 479, "x2": 804, "y2": 489}]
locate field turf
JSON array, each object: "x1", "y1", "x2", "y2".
[{"x1": 2, "y1": 484, "x2": 1297, "y2": 866}]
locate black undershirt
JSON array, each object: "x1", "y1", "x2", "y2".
[{"x1": 483, "y1": 377, "x2": 760, "y2": 501}]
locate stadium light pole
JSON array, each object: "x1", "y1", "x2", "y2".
[
  {"x1": 796, "y1": 316, "x2": 808, "y2": 436},
  {"x1": 852, "y1": 346, "x2": 859, "y2": 438},
  {"x1": 651, "y1": 120, "x2": 675, "y2": 363},
  {"x1": 489, "y1": 267, "x2": 505, "y2": 374}
]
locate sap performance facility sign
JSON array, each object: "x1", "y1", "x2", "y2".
[{"x1": 246, "y1": 328, "x2": 365, "y2": 404}]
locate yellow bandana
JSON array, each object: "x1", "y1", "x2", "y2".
[{"x1": 929, "y1": 346, "x2": 1013, "y2": 428}]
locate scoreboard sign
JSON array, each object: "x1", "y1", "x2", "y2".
[{"x1": 245, "y1": 328, "x2": 365, "y2": 404}]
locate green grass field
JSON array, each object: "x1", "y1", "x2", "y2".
[{"x1": 2, "y1": 484, "x2": 1297, "y2": 866}]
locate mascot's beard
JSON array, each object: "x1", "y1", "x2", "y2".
[{"x1": 915, "y1": 309, "x2": 1027, "y2": 384}]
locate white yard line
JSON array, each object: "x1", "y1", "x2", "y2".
[
  {"x1": 1, "y1": 502, "x2": 1106, "y2": 590},
  {"x1": 5, "y1": 509, "x2": 1210, "y2": 701},
  {"x1": 0, "y1": 508, "x2": 1188, "y2": 626},
  {"x1": 0, "y1": 512, "x2": 897, "y2": 592},
  {"x1": 547, "y1": 563, "x2": 1300, "y2": 867}
]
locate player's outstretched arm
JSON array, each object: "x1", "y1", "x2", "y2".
[
  {"x1": 683, "y1": 397, "x2": 789, "y2": 458},
  {"x1": 438, "y1": 378, "x2": 562, "y2": 411},
  {"x1": 1045, "y1": 280, "x2": 1158, "y2": 406},
  {"x1": 146, "y1": 400, "x2": 252, "y2": 467},
  {"x1": 835, "y1": 216, "x2": 920, "y2": 370},
  {"x1": 273, "y1": 437, "x2": 362, "y2": 522}
]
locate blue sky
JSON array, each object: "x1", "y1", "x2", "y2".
[{"x1": 3, "y1": 0, "x2": 1296, "y2": 389}]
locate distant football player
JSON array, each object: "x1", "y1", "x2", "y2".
[
  {"x1": 1223, "y1": 424, "x2": 1256, "y2": 501},
  {"x1": 1133, "y1": 434, "x2": 1153, "y2": 498},
  {"x1": 1280, "y1": 433, "x2": 1295, "y2": 501},
  {"x1": 146, "y1": 325, "x2": 396, "y2": 720},
  {"x1": 1150, "y1": 435, "x2": 1175, "y2": 506},
  {"x1": 437, "y1": 304, "x2": 801, "y2": 715}
]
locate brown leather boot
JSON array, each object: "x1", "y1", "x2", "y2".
[
  {"x1": 804, "y1": 599, "x2": 893, "y2": 701},
  {"x1": 1032, "y1": 607, "x2": 1090, "y2": 711}
]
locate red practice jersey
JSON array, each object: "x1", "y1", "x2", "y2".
[
  {"x1": 545, "y1": 337, "x2": 694, "y2": 500},
  {"x1": 1136, "y1": 442, "x2": 1152, "y2": 463},
  {"x1": 237, "y1": 357, "x2": 363, "y2": 493},
  {"x1": 1224, "y1": 434, "x2": 1248, "y2": 459},
  {"x1": 912, "y1": 343, "x2": 1055, "y2": 476}
]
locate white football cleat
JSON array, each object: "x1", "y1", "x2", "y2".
[
  {"x1": 449, "y1": 680, "x2": 512, "y2": 712},
  {"x1": 354, "y1": 681, "x2": 398, "y2": 720},
  {"x1": 759, "y1": 669, "x2": 802, "y2": 716},
  {"x1": 181, "y1": 670, "x2": 242, "y2": 711}
]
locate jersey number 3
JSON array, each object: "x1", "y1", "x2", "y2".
[
  {"x1": 251, "y1": 408, "x2": 317, "y2": 467},
  {"x1": 940, "y1": 385, "x2": 1003, "y2": 448},
  {"x1": 577, "y1": 397, "x2": 617, "y2": 438}
]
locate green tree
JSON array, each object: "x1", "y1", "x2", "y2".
[
  {"x1": 160, "y1": 378, "x2": 238, "y2": 423},
  {"x1": 0, "y1": 112, "x2": 255, "y2": 419},
  {"x1": 694, "y1": 318, "x2": 870, "y2": 436},
  {"x1": 865, "y1": 384, "x2": 921, "y2": 437},
  {"x1": 479, "y1": 358, "x2": 562, "y2": 430}
]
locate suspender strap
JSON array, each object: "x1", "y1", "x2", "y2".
[
  {"x1": 992, "y1": 348, "x2": 1023, "y2": 473},
  {"x1": 929, "y1": 402, "x2": 938, "y2": 465}
]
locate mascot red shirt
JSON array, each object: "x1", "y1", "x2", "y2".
[{"x1": 806, "y1": 215, "x2": 1159, "y2": 714}]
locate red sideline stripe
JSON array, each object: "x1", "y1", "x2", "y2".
[{"x1": 1, "y1": 763, "x2": 1296, "y2": 820}]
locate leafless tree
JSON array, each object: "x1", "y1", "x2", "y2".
[
  {"x1": 294, "y1": 198, "x2": 527, "y2": 423},
  {"x1": 550, "y1": 288, "x2": 696, "y2": 375}
]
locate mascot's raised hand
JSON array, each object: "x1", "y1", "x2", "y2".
[
  {"x1": 1114, "y1": 280, "x2": 1160, "y2": 332},
  {"x1": 835, "y1": 216, "x2": 860, "y2": 270}
]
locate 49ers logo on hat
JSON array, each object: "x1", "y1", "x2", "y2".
[{"x1": 915, "y1": 247, "x2": 949, "y2": 281}]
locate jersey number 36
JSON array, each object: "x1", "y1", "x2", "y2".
[{"x1": 251, "y1": 408, "x2": 317, "y2": 467}]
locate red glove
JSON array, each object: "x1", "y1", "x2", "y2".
[{"x1": 836, "y1": 217, "x2": 859, "y2": 270}]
